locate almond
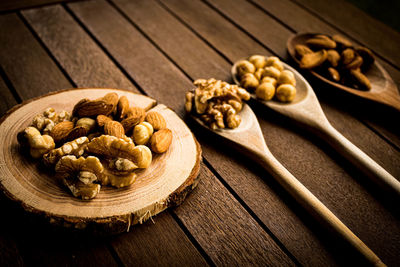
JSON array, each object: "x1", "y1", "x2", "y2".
[
  {"x1": 96, "y1": 115, "x2": 112, "y2": 127},
  {"x1": 125, "y1": 106, "x2": 146, "y2": 120},
  {"x1": 121, "y1": 113, "x2": 145, "y2": 133},
  {"x1": 104, "y1": 121, "x2": 125, "y2": 138},
  {"x1": 65, "y1": 126, "x2": 87, "y2": 142},
  {"x1": 350, "y1": 69, "x2": 371, "y2": 90},
  {"x1": 345, "y1": 56, "x2": 363, "y2": 70},
  {"x1": 72, "y1": 93, "x2": 118, "y2": 117},
  {"x1": 50, "y1": 121, "x2": 74, "y2": 143},
  {"x1": 294, "y1": 44, "x2": 313, "y2": 58},
  {"x1": 300, "y1": 50, "x2": 327, "y2": 69},
  {"x1": 341, "y1": 48, "x2": 355, "y2": 65},
  {"x1": 150, "y1": 129, "x2": 172, "y2": 153},
  {"x1": 117, "y1": 96, "x2": 130, "y2": 119},
  {"x1": 306, "y1": 37, "x2": 336, "y2": 49},
  {"x1": 145, "y1": 111, "x2": 166, "y2": 131}
]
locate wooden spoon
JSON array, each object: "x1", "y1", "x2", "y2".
[
  {"x1": 287, "y1": 33, "x2": 400, "y2": 112},
  {"x1": 232, "y1": 61, "x2": 400, "y2": 198},
  {"x1": 192, "y1": 105, "x2": 384, "y2": 266}
]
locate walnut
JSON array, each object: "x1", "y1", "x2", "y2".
[
  {"x1": 186, "y1": 79, "x2": 249, "y2": 129},
  {"x1": 87, "y1": 135, "x2": 152, "y2": 186},
  {"x1": 17, "y1": 127, "x2": 55, "y2": 158},
  {"x1": 55, "y1": 155, "x2": 103, "y2": 200},
  {"x1": 31, "y1": 108, "x2": 71, "y2": 134},
  {"x1": 43, "y1": 136, "x2": 89, "y2": 166}
]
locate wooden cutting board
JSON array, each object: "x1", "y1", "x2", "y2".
[{"x1": 0, "y1": 88, "x2": 201, "y2": 234}]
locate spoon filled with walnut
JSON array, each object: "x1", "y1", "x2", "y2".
[
  {"x1": 232, "y1": 57, "x2": 400, "y2": 199},
  {"x1": 287, "y1": 33, "x2": 400, "y2": 111},
  {"x1": 185, "y1": 79, "x2": 384, "y2": 266}
]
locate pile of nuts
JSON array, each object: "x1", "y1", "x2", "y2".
[
  {"x1": 235, "y1": 55, "x2": 297, "y2": 102},
  {"x1": 17, "y1": 93, "x2": 173, "y2": 200},
  {"x1": 185, "y1": 78, "x2": 250, "y2": 130},
  {"x1": 295, "y1": 34, "x2": 374, "y2": 90}
]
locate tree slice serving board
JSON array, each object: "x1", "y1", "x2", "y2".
[{"x1": 0, "y1": 88, "x2": 201, "y2": 234}]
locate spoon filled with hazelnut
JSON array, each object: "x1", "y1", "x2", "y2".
[
  {"x1": 231, "y1": 55, "x2": 400, "y2": 198},
  {"x1": 184, "y1": 78, "x2": 385, "y2": 266}
]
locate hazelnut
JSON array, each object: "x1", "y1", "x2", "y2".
[
  {"x1": 277, "y1": 70, "x2": 296, "y2": 86},
  {"x1": 236, "y1": 60, "x2": 255, "y2": 77},
  {"x1": 249, "y1": 55, "x2": 267, "y2": 69},
  {"x1": 240, "y1": 73, "x2": 259, "y2": 91},
  {"x1": 256, "y1": 83, "x2": 275, "y2": 101},
  {"x1": 276, "y1": 84, "x2": 296, "y2": 102}
]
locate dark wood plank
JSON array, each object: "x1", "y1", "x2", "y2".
[
  {"x1": 294, "y1": 0, "x2": 400, "y2": 67},
  {"x1": 18, "y1": 4, "x2": 210, "y2": 266},
  {"x1": 22, "y1": 5, "x2": 135, "y2": 90},
  {"x1": 174, "y1": 164, "x2": 294, "y2": 266},
  {"x1": 190, "y1": 0, "x2": 400, "y2": 178},
  {"x1": 0, "y1": 13, "x2": 71, "y2": 99},
  {"x1": 251, "y1": 0, "x2": 400, "y2": 149},
  {"x1": 0, "y1": 0, "x2": 73, "y2": 12},
  {"x1": 68, "y1": 0, "x2": 296, "y2": 265},
  {"x1": 110, "y1": 211, "x2": 208, "y2": 266},
  {"x1": 105, "y1": 1, "x2": 339, "y2": 265},
  {"x1": 0, "y1": 77, "x2": 18, "y2": 116},
  {"x1": 154, "y1": 0, "x2": 400, "y2": 265}
]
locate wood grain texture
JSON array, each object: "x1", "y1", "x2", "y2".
[
  {"x1": 68, "y1": 1, "x2": 296, "y2": 264},
  {"x1": 68, "y1": 0, "x2": 191, "y2": 113},
  {"x1": 0, "y1": 0, "x2": 75, "y2": 12},
  {"x1": 294, "y1": 0, "x2": 400, "y2": 67},
  {"x1": 251, "y1": 0, "x2": 400, "y2": 148},
  {"x1": 22, "y1": 5, "x2": 136, "y2": 90},
  {"x1": 110, "y1": 1, "x2": 340, "y2": 265},
  {"x1": 110, "y1": 211, "x2": 208, "y2": 266},
  {"x1": 0, "y1": 5, "x2": 211, "y2": 265},
  {"x1": 0, "y1": 13, "x2": 71, "y2": 99},
  {"x1": 0, "y1": 77, "x2": 17, "y2": 116},
  {"x1": 156, "y1": 0, "x2": 400, "y2": 265},
  {"x1": 175, "y1": 163, "x2": 294, "y2": 266},
  {"x1": 0, "y1": 88, "x2": 201, "y2": 233}
]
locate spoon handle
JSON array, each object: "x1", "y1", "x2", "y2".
[
  {"x1": 256, "y1": 150, "x2": 385, "y2": 266},
  {"x1": 319, "y1": 123, "x2": 400, "y2": 198}
]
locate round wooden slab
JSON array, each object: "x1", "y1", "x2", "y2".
[{"x1": 0, "y1": 88, "x2": 201, "y2": 234}]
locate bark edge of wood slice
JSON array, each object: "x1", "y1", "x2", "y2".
[{"x1": 0, "y1": 88, "x2": 202, "y2": 234}]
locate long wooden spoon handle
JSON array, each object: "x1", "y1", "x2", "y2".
[
  {"x1": 321, "y1": 124, "x2": 400, "y2": 198},
  {"x1": 256, "y1": 151, "x2": 385, "y2": 266}
]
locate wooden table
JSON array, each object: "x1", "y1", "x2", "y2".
[{"x1": 0, "y1": 0, "x2": 399, "y2": 266}]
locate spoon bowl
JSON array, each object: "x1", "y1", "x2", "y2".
[
  {"x1": 286, "y1": 33, "x2": 400, "y2": 111},
  {"x1": 232, "y1": 58, "x2": 400, "y2": 197},
  {"x1": 191, "y1": 103, "x2": 384, "y2": 266}
]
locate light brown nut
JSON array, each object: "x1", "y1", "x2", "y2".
[
  {"x1": 43, "y1": 136, "x2": 89, "y2": 166},
  {"x1": 327, "y1": 68, "x2": 340, "y2": 82},
  {"x1": 331, "y1": 34, "x2": 353, "y2": 48},
  {"x1": 96, "y1": 115, "x2": 112, "y2": 127},
  {"x1": 104, "y1": 120, "x2": 125, "y2": 138},
  {"x1": 350, "y1": 69, "x2": 371, "y2": 90},
  {"x1": 65, "y1": 126, "x2": 87, "y2": 143},
  {"x1": 72, "y1": 92, "x2": 118, "y2": 117},
  {"x1": 50, "y1": 121, "x2": 74, "y2": 143},
  {"x1": 132, "y1": 122, "x2": 153, "y2": 145},
  {"x1": 300, "y1": 50, "x2": 327, "y2": 69},
  {"x1": 265, "y1": 56, "x2": 284, "y2": 72},
  {"x1": 249, "y1": 55, "x2": 267, "y2": 69},
  {"x1": 185, "y1": 92, "x2": 194, "y2": 113},
  {"x1": 150, "y1": 129, "x2": 172, "y2": 154},
  {"x1": 261, "y1": 76, "x2": 277, "y2": 87},
  {"x1": 117, "y1": 95, "x2": 130, "y2": 119},
  {"x1": 306, "y1": 37, "x2": 336, "y2": 49},
  {"x1": 240, "y1": 73, "x2": 260, "y2": 91},
  {"x1": 276, "y1": 84, "x2": 296, "y2": 102},
  {"x1": 263, "y1": 66, "x2": 281, "y2": 79},
  {"x1": 355, "y1": 46, "x2": 374, "y2": 66},
  {"x1": 226, "y1": 114, "x2": 241, "y2": 129},
  {"x1": 254, "y1": 68, "x2": 265, "y2": 81},
  {"x1": 341, "y1": 48, "x2": 355, "y2": 65},
  {"x1": 345, "y1": 56, "x2": 363, "y2": 70},
  {"x1": 295, "y1": 44, "x2": 313, "y2": 58},
  {"x1": 76, "y1": 117, "x2": 96, "y2": 133},
  {"x1": 236, "y1": 60, "x2": 256, "y2": 77},
  {"x1": 326, "y1": 49, "x2": 340, "y2": 67},
  {"x1": 277, "y1": 70, "x2": 296, "y2": 86},
  {"x1": 18, "y1": 127, "x2": 55, "y2": 158},
  {"x1": 145, "y1": 111, "x2": 166, "y2": 131},
  {"x1": 255, "y1": 82, "x2": 275, "y2": 101},
  {"x1": 131, "y1": 145, "x2": 152, "y2": 168}
]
